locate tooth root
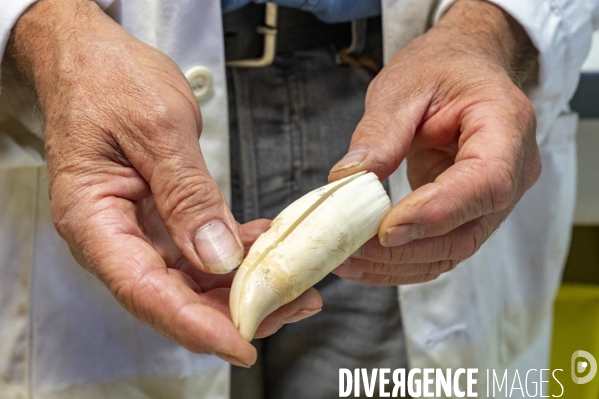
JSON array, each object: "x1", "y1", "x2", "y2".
[{"x1": 230, "y1": 172, "x2": 391, "y2": 341}]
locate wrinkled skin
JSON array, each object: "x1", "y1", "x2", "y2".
[
  {"x1": 10, "y1": 0, "x2": 321, "y2": 367},
  {"x1": 331, "y1": 0, "x2": 541, "y2": 285},
  {"x1": 8, "y1": 0, "x2": 540, "y2": 367}
]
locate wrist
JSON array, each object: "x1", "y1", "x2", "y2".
[
  {"x1": 8, "y1": 0, "x2": 106, "y2": 104},
  {"x1": 434, "y1": 0, "x2": 537, "y2": 86}
]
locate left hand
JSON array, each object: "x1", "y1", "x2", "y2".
[{"x1": 330, "y1": 0, "x2": 541, "y2": 285}]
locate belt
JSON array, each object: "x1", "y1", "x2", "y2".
[{"x1": 224, "y1": 3, "x2": 352, "y2": 68}]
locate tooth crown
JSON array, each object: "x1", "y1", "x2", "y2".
[{"x1": 230, "y1": 172, "x2": 392, "y2": 341}]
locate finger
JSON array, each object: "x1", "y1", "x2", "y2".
[
  {"x1": 172, "y1": 219, "x2": 273, "y2": 291},
  {"x1": 200, "y1": 287, "x2": 322, "y2": 339},
  {"x1": 379, "y1": 106, "x2": 538, "y2": 247},
  {"x1": 109, "y1": 242, "x2": 256, "y2": 366},
  {"x1": 249, "y1": 288, "x2": 322, "y2": 339},
  {"x1": 165, "y1": 219, "x2": 272, "y2": 293},
  {"x1": 77, "y1": 201, "x2": 257, "y2": 367},
  {"x1": 334, "y1": 258, "x2": 459, "y2": 278},
  {"x1": 369, "y1": 211, "x2": 507, "y2": 264},
  {"x1": 123, "y1": 97, "x2": 244, "y2": 274},
  {"x1": 336, "y1": 271, "x2": 441, "y2": 286},
  {"x1": 165, "y1": 267, "x2": 202, "y2": 293},
  {"x1": 173, "y1": 252, "x2": 322, "y2": 339},
  {"x1": 132, "y1": 213, "x2": 270, "y2": 290},
  {"x1": 173, "y1": 259, "x2": 238, "y2": 292},
  {"x1": 328, "y1": 71, "x2": 431, "y2": 183},
  {"x1": 238, "y1": 219, "x2": 271, "y2": 254}
]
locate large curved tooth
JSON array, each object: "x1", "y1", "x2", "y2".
[
  {"x1": 230, "y1": 172, "x2": 391, "y2": 341},
  {"x1": 229, "y1": 173, "x2": 361, "y2": 328}
]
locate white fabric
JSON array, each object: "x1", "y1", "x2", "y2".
[
  {"x1": 0, "y1": 0, "x2": 38, "y2": 94},
  {"x1": 383, "y1": 0, "x2": 598, "y2": 396},
  {"x1": 0, "y1": 0, "x2": 231, "y2": 397},
  {"x1": 0, "y1": 0, "x2": 232, "y2": 202},
  {"x1": 0, "y1": 0, "x2": 596, "y2": 397},
  {"x1": 589, "y1": 0, "x2": 599, "y2": 28},
  {"x1": 434, "y1": 0, "x2": 595, "y2": 144},
  {"x1": 392, "y1": 111, "x2": 578, "y2": 396}
]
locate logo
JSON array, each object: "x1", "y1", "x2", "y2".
[{"x1": 571, "y1": 350, "x2": 597, "y2": 384}]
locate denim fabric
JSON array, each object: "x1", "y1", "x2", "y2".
[
  {"x1": 228, "y1": 46, "x2": 408, "y2": 399},
  {"x1": 222, "y1": 0, "x2": 382, "y2": 23}
]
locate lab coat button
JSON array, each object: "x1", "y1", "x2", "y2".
[{"x1": 185, "y1": 66, "x2": 213, "y2": 101}]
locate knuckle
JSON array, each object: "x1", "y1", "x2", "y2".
[
  {"x1": 515, "y1": 94, "x2": 537, "y2": 131},
  {"x1": 136, "y1": 96, "x2": 201, "y2": 143},
  {"x1": 380, "y1": 246, "x2": 394, "y2": 263},
  {"x1": 432, "y1": 236, "x2": 452, "y2": 260},
  {"x1": 428, "y1": 260, "x2": 456, "y2": 274},
  {"x1": 453, "y1": 220, "x2": 488, "y2": 260},
  {"x1": 449, "y1": 239, "x2": 473, "y2": 260},
  {"x1": 49, "y1": 185, "x2": 90, "y2": 245},
  {"x1": 472, "y1": 218, "x2": 491, "y2": 247},
  {"x1": 160, "y1": 169, "x2": 221, "y2": 220},
  {"x1": 426, "y1": 205, "x2": 449, "y2": 229},
  {"x1": 367, "y1": 73, "x2": 398, "y2": 102},
  {"x1": 468, "y1": 158, "x2": 517, "y2": 213},
  {"x1": 49, "y1": 181, "x2": 72, "y2": 237},
  {"x1": 457, "y1": 240, "x2": 477, "y2": 260},
  {"x1": 371, "y1": 262, "x2": 394, "y2": 275},
  {"x1": 390, "y1": 241, "x2": 416, "y2": 263},
  {"x1": 51, "y1": 202, "x2": 70, "y2": 239}
]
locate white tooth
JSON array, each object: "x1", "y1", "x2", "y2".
[{"x1": 230, "y1": 171, "x2": 391, "y2": 341}]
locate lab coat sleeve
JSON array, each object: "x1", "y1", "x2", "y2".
[
  {"x1": 0, "y1": 0, "x2": 115, "y2": 89},
  {"x1": 434, "y1": 0, "x2": 598, "y2": 143},
  {"x1": 0, "y1": 0, "x2": 115, "y2": 139},
  {"x1": 587, "y1": 0, "x2": 599, "y2": 29},
  {"x1": 0, "y1": 0, "x2": 41, "y2": 93}
]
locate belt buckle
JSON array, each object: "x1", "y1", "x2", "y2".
[{"x1": 226, "y1": 3, "x2": 278, "y2": 68}]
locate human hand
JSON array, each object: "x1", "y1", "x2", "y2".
[
  {"x1": 9, "y1": 0, "x2": 321, "y2": 366},
  {"x1": 330, "y1": 0, "x2": 541, "y2": 285}
]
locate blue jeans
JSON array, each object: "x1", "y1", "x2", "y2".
[{"x1": 228, "y1": 46, "x2": 408, "y2": 399}]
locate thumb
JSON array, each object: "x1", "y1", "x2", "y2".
[
  {"x1": 327, "y1": 80, "x2": 429, "y2": 182},
  {"x1": 136, "y1": 138, "x2": 243, "y2": 275}
]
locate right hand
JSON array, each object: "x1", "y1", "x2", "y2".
[{"x1": 9, "y1": 0, "x2": 322, "y2": 366}]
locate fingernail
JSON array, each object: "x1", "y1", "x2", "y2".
[
  {"x1": 382, "y1": 223, "x2": 421, "y2": 247},
  {"x1": 331, "y1": 147, "x2": 369, "y2": 172},
  {"x1": 351, "y1": 246, "x2": 364, "y2": 258},
  {"x1": 216, "y1": 352, "x2": 251, "y2": 368},
  {"x1": 194, "y1": 221, "x2": 243, "y2": 273},
  {"x1": 283, "y1": 309, "x2": 322, "y2": 324}
]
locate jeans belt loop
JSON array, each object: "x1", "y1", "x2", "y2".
[{"x1": 227, "y1": 3, "x2": 278, "y2": 68}]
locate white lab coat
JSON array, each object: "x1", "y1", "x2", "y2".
[
  {"x1": 0, "y1": 0, "x2": 597, "y2": 397},
  {"x1": 384, "y1": 0, "x2": 598, "y2": 395}
]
